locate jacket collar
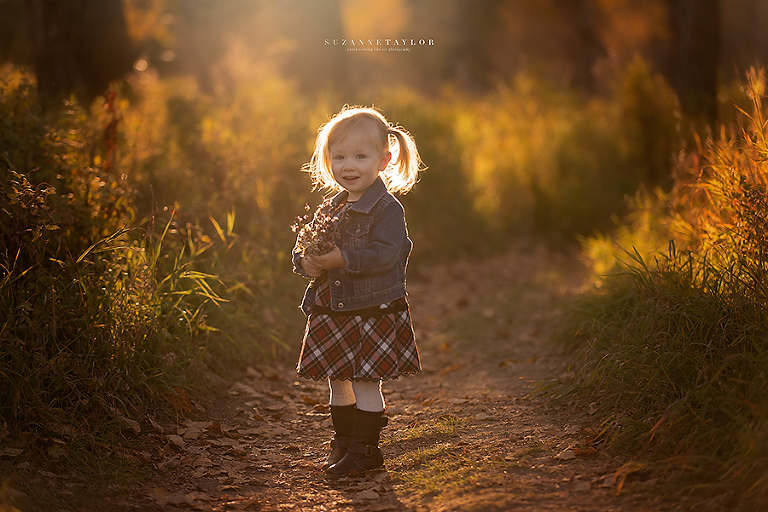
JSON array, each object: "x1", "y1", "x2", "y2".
[{"x1": 330, "y1": 176, "x2": 387, "y2": 214}]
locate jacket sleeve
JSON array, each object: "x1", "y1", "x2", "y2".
[
  {"x1": 292, "y1": 244, "x2": 310, "y2": 279},
  {"x1": 341, "y1": 201, "x2": 407, "y2": 276}
]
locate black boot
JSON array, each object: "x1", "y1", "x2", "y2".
[
  {"x1": 326, "y1": 408, "x2": 387, "y2": 477},
  {"x1": 322, "y1": 404, "x2": 356, "y2": 470}
]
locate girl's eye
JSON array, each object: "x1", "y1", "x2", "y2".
[{"x1": 357, "y1": 154, "x2": 366, "y2": 159}]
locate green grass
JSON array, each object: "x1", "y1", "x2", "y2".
[
  {"x1": 384, "y1": 414, "x2": 461, "y2": 445},
  {"x1": 391, "y1": 444, "x2": 479, "y2": 498},
  {"x1": 385, "y1": 414, "x2": 526, "y2": 501}
]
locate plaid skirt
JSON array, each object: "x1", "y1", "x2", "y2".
[{"x1": 297, "y1": 279, "x2": 421, "y2": 381}]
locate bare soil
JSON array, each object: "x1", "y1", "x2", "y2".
[{"x1": 1, "y1": 242, "x2": 695, "y2": 511}]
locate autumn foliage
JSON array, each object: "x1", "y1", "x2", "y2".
[{"x1": 570, "y1": 68, "x2": 768, "y2": 508}]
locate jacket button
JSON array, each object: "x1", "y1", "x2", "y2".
[
  {"x1": 338, "y1": 302, "x2": 344, "y2": 308},
  {"x1": 334, "y1": 280, "x2": 341, "y2": 286}
]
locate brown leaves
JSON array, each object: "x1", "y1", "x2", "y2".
[
  {"x1": 166, "y1": 434, "x2": 185, "y2": 450},
  {"x1": 1, "y1": 447, "x2": 24, "y2": 458},
  {"x1": 166, "y1": 386, "x2": 194, "y2": 414},
  {"x1": 110, "y1": 408, "x2": 141, "y2": 437}
]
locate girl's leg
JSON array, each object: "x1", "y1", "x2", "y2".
[
  {"x1": 324, "y1": 379, "x2": 356, "y2": 470},
  {"x1": 351, "y1": 380, "x2": 385, "y2": 412},
  {"x1": 329, "y1": 378, "x2": 355, "y2": 406},
  {"x1": 327, "y1": 379, "x2": 387, "y2": 476}
]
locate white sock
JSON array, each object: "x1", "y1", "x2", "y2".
[
  {"x1": 352, "y1": 380, "x2": 385, "y2": 412},
  {"x1": 329, "y1": 379, "x2": 356, "y2": 406}
]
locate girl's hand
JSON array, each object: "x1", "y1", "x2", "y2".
[
  {"x1": 302, "y1": 247, "x2": 346, "y2": 277},
  {"x1": 301, "y1": 255, "x2": 323, "y2": 278}
]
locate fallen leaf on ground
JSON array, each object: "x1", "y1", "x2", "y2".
[
  {"x1": 47, "y1": 444, "x2": 65, "y2": 458},
  {"x1": 555, "y1": 449, "x2": 576, "y2": 461},
  {"x1": 229, "y1": 383, "x2": 260, "y2": 396},
  {"x1": 167, "y1": 387, "x2": 193, "y2": 413},
  {"x1": 167, "y1": 435, "x2": 185, "y2": 449},
  {"x1": 142, "y1": 416, "x2": 164, "y2": 434},
  {"x1": 194, "y1": 456, "x2": 214, "y2": 467},
  {"x1": 255, "y1": 423, "x2": 291, "y2": 437},
  {"x1": 180, "y1": 421, "x2": 208, "y2": 440},
  {"x1": 572, "y1": 481, "x2": 591, "y2": 492},
  {"x1": 1, "y1": 447, "x2": 23, "y2": 457},
  {"x1": 207, "y1": 421, "x2": 225, "y2": 437},
  {"x1": 44, "y1": 422, "x2": 77, "y2": 438},
  {"x1": 371, "y1": 471, "x2": 390, "y2": 483},
  {"x1": 440, "y1": 364, "x2": 462, "y2": 375},
  {"x1": 354, "y1": 489, "x2": 379, "y2": 501},
  {"x1": 574, "y1": 447, "x2": 598, "y2": 457}
]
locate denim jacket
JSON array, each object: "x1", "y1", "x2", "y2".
[{"x1": 292, "y1": 177, "x2": 412, "y2": 316}]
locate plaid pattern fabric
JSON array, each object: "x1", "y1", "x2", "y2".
[{"x1": 297, "y1": 280, "x2": 421, "y2": 381}]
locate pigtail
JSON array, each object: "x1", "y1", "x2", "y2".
[
  {"x1": 303, "y1": 119, "x2": 337, "y2": 194},
  {"x1": 385, "y1": 125, "x2": 423, "y2": 195}
]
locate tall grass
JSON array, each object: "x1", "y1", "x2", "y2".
[
  {"x1": 569, "y1": 68, "x2": 768, "y2": 508},
  {"x1": 0, "y1": 78, "x2": 226, "y2": 441}
]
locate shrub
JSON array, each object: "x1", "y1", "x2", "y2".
[
  {"x1": 567, "y1": 68, "x2": 768, "y2": 507},
  {"x1": 0, "y1": 77, "x2": 224, "y2": 441}
]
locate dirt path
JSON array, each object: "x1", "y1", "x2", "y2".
[
  {"x1": 4, "y1": 242, "x2": 690, "y2": 511},
  {"x1": 133, "y1": 242, "x2": 691, "y2": 512}
]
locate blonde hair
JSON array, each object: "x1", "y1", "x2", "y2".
[{"x1": 304, "y1": 106, "x2": 423, "y2": 195}]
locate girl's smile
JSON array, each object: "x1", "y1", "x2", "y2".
[{"x1": 330, "y1": 131, "x2": 391, "y2": 202}]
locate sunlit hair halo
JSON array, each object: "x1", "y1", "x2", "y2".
[{"x1": 304, "y1": 106, "x2": 424, "y2": 195}]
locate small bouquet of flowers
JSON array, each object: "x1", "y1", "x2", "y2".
[{"x1": 291, "y1": 199, "x2": 342, "y2": 256}]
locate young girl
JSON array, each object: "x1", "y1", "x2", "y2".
[{"x1": 292, "y1": 106, "x2": 423, "y2": 477}]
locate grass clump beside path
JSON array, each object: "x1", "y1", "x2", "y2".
[
  {"x1": 0, "y1": 78, "x2": 237, "y2": 448},
  {"x1": 562, "y1": 68, "x2": 768, "y2": 509}
]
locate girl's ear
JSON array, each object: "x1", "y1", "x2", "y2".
[{"x1": 378, "y1": 151, "x2": 392, "y2": 171}]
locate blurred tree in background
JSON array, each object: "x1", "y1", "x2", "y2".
[
  {"x1": 3, "y1": 0, "x2": 768, "y2": 245},
  {"x1": 4, "y1": 0, "x2": 136, "y2": 107},
  {"x1": 4, "y1": 0, "x2": 768, "y2": 122},
  {"x1": 664, "y1": 0, "x2": 720, "y2": 121},
  {"x1": 3, "y1": 0, "x2": 768, "y2": 256}
]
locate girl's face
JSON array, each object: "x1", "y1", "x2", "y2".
[{"x1": 329, "y1": 129, "x2": 391, "y2": 202}]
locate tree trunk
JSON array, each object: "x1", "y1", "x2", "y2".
[
  {"x1": 558, "y1": 0, "x2": 605, "y2": 92},
  {"x1": 25, "y1": 0, "x2": 136, "y2": 107},
  {"x1": 666, "y1": 0, "x2": 720, "y2": 121}
]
